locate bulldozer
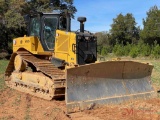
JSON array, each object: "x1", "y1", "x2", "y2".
[{"x1": 5, "y1": 10, "x2": 156, "y2": 113}]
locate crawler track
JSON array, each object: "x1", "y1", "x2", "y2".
[{"x1": 5, "y1": 49, "x2": 66, "y2": 100}]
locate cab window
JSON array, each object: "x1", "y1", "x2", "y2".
[
  {"x1": 29, "y1": 17, "x2": 40, "y2": 37},
  {"x1": 44, "y1": 17, "x2": 58, "y2": 50}
]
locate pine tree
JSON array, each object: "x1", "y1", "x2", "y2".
[
  {"x1": 110, "y1": 13, "x2": 139, "y2": 45},
  {"x1": 140, "y1": 5, "x2": 160, "y2": 44}
]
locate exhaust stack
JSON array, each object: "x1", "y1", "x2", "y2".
[{"x1": 77, "y1": 17, "x2": 86, "y2": 33}]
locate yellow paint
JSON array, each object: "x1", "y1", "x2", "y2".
[
  {"x1": 13, "y1": 30, "x2": 78, "y2": 65},
  {"x1": 13, "y1": 35, "x2": 52, "y2": 55},
  {"x1": 12, "y1": 72, "x2": 53, "y2": 88},
  {"x1": 55, "y1": 30, "x2": 77, "y2": 65},
  {"x1": 14, "y1": 55, "x2": 26, "y2": 71}
]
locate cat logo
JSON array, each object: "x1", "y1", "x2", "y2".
[{"x1": 25, "y1": 40, "x2": 30, "y2": 43}]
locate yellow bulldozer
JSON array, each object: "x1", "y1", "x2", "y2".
[{"x1": 5, "y1": 10, "x2": 156, "y2": 113}]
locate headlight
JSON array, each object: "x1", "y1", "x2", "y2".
[{"x1": 13, "y1": 39, "x2": 16, "y2": 45}]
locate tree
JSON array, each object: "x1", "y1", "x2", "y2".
[
  {"x1": 124, "y1": 13, "x2": 140, "y2": 44},
  {"x1": 109, "y1": 13, "x2": 139, "y2": 45},
  {"x1": 96, "y1": 31, "x2": 112, "y2": 55},
  {"x1": 140, "y1": 5, "x2": 160, "y2": 44},
  {"x1": 23, "y1": 0, "x2": 77, "y2": 18},
  {"x1": 0, "y1": 0, "x2": 26, "y2": 51},
  {"x1": 0, "y1": 0, "x2": 77, "y2": 53}
]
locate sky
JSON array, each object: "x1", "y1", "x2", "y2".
[{"x1": 71, "y1": 0, "x2": 160, "y2": 33}]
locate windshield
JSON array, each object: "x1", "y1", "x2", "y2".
[
  {"x1": 29, "y1": 17, "x2": 40, "y2": 37},
  {"x1": 44, "y1": 17, "x2": 58, "y2": 50}
]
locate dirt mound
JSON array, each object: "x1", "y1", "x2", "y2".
[{"x1": 0, "y1": 88, "x2": 160, "y2": 120}]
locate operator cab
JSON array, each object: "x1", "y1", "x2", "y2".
[
  {"x1": 24, "y1": 11, "x2": 97, "y2": 66},
  {"x1": 25, "y1": 12, "x2": 68, "y2": 51}
]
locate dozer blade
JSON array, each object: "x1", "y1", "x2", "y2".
[{"x1": 66, "y1": 61, "x2": 156, "y2": 113}]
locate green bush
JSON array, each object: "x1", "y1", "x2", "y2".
[
  {"x1": 123, "y1": 43, "x2": 131, "y2": 56},
  {"x1": 102, "y1": 40, "x2": 160, "y2": 58},
  {"x1": 129, "y1": 45, "x2": 139, "y2": 58},
  {"x1": 101, "y1": 47, "x2": 108, "y2": 56},
  {"x1": 0, "y1": 52, "x2": 9, "y2": 59},
  {"x1": 113, "y1": 43, "x2": 125, "y2": 56},
  {"x1": 101, "y1": 46, "x2": 113, "y2": 56},
  {"x1": 151, "y1": 42, "x2": 160, "y2": 58},
  {"x1": 142, "y1": 44, "x2": 151, "y2": 56},
  {"x1": 97, "y1": 45, "x2": 103, "y2": 55},
  {"x1": 136, "y1": 41, "x2": 151, "y2": 57}
]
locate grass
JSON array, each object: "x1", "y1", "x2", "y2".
[
  {"x1": 0, "y1": 60, "x2": 9, "y2": 90},
  {"x1": 150, "y1": 61, "x2": 160, "y2": 90},
  {"x1": 0, "y1": 60, "x2": 8, "y2": 74}
]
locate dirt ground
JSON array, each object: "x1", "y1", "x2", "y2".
[{"x1": 0, "y1": 88, "x2": 160, "y2": 120}]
